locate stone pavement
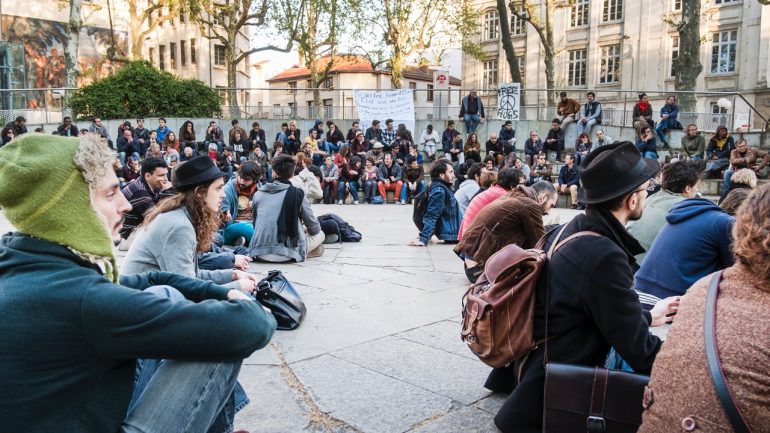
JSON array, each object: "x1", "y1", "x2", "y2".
[{"x1": 0, "y1": 205, "x2": 580, "y2": 433}]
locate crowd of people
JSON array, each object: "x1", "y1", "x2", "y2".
[{"x1": 1, "y1": 92, "x2": 769, "y2": 433}]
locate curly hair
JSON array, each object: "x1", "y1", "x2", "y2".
[
  {"x1": 730, "y1": 168, "x2": 757, "y2": 189},
  {"x1": 143, "y1": 181, "x2": 220, "y2": 253},
  {"x1": 73, "y1": 134, "x2": 116, "y2": 188},
  {"x1": 732, "y1": 183, "x2": 770, "y2": 292}
]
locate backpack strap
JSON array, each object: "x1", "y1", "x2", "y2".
[
  {"x1": 704, "y1": 271, "x2": 752, "y2": 433},
  {"x1": 543, "y1": 228, "x2": 601, "y2": 365}
]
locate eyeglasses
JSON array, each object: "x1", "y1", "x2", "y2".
[{"x1": 632, "y1": 181, "x2": 656, "y2": 194}]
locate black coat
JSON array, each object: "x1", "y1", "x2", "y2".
[{"x1": 488, "y1": 208, "x2": 661, "y2": 433}]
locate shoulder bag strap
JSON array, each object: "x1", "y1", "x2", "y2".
[
  {"x1": 543, "y1": 227, "x2": 601, "y2": 365},
  {"x1": 704, "y1": 271, "x2": 752, "y2": 433}
]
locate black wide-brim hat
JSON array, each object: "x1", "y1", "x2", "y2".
[
  {"x1": 578, "y1": 141, "x2": 661, "y2": 204},
  {"x1": 172, "y1": 155, "x2": 227, "y2": 190}
]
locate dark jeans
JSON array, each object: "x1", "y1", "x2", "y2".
[{"x1": 362, "y1": 180, "x2": 377, "y2": 203}]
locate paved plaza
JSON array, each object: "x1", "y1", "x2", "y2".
[{"x1": 0, "y1": 206, "x2": 580, "y2": 433}]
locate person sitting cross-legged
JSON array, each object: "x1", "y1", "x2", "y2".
[
  {"x1": 338, "y1": 156, "x2": 362, "y2": 204},
  {"x1": 0, "y1": 134, "x2": 277, "y2": 433},
  {"x1": 377, "y1": 153, "x2": 404, "y2": 204},
  {"x1": 320, "y1": 155, "x2": 339, "y2": 204},
  {"x1": 221, "y1": 161, "x2": 262, "y2": 247},
  {"x1": 401, "y1": 155, "x2": 425, "y2": 204},
  {"x1": 408, "y1": 159, "x2": 461, "y2": 246},
  {"x1": 458, "y1": 168, "x2": 524, "y2": 239},
  {"x1": 248, "y1": 154, "x2": 325, "y2": 262}
]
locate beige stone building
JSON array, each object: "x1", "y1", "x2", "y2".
[{"x1": 463, "y1": 0, "x2": 770, "y2": 128}]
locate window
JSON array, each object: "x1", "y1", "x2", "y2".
[
  {"x1": 169, "y1": 42, "x2": 176, "y2": 69},
  {"x1": 483, "y1": 10, "x2": 500, "y2": 40},
  {"x1": 214, "y1": 44, "x2": 226, "y2": 67},
  {"x1": 408, "y1": 82, "x2": 417, "y2": 90},
  {"x1": 517, "y1": 54, "x2": 526, "y2": 82},
  {"x1": 670, "y1": 36, "x2": 679, "y2": 77},
  {"x1": 711, "y1": 103, "x2": 728, "y2": 114},
  {"x1": 427, "y1": 84, "x2": 434, "y2": 102},
  {"x1": 602, "y1": 0, "x2": 623, "y2": 22},
  {"x1": 568, "y1": 49, "x2": 587, "y2": 86},
  {"x1": 216, "y1": 87, "x2": 227, "y2": 104},
  {"x1": 711, "y1": 30, "x2": 737, "y2": 74},
  {"x1": 510, "y1": 6, "x2": 526, "y2": 36},
  {"x1": 158, "y1": 45, "x2": 165, "y2": 70},
  {"x1": 482, "y1": 59, "x2": 498, "y2": 88},
  {"x1": 672, "y1": 0, "x2": 682, "y2": 11},
  {"x1": 180, "y1": 40, "x2": 187, "y2": 67},
  {"x1": 190, "y1": 39, "x2": 197, "y2": 65},
  {"x1": 288, "y1": 82, "x2": 297, "y2": 94},
  {"x1": 599, "y1": 44, "x2": 621, "y2": 84},
  {"x1": 148, "y1": 47, "x2": 155, "y2": 66},
  {"x1": 714, "y1": 0, "x2": 739, "y2": 3},
  {"x1": 323, "y1": 77, "x2": 333, "y2": 88},
  {"x1": 571, "y1": 0, "x2": 589, "y2": 27}
]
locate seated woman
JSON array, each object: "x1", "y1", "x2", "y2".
[
  {"x1": 575, "y1": 132, "x2": 593, "y2": 166},
  {"x1": 290, "y1": 152, "x2": 323, "y2": 202},
  {"x1": 639, "y1": 183, "x2": 770, "y2": 433}
]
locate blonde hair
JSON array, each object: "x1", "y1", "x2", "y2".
[
  {"x1": 73, "y1": 134, "x2": 116, "y2": 188},
  {"x1": 732, "y1": 183, "x2": 770, "y2": 291},
  {"x1": 730, "y1": 168, "x2": 757, "y2": 189}
]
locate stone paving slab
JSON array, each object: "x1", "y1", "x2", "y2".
[
  {"x1": 406, "y1": 406, "x2": 500, "y2": 433},
  {"x1": 397, "y1": 320, "x2": 478, "y2": 361},
  {"x1": 332, "y1": 336, "x2": 492, "y2": 405},
  {"x1": 235, "y1": 364, "x2": 313, "y2": 432},
  {"x1": 292, "y1": 355, "x2": 453, "y2": 433}
]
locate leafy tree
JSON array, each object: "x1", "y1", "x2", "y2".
[
  {"x1": 64, "y1": 0, "x2": 83, "y2": 89},
  {"x1": 496, "y1": 0, "x2": 523, "y2": 102},
  {"x1": 68, "y1": 61, "x2": 221, "y2": 119},
  {"x1": 126, "y1": 0, "x2": 187, "y2": 60}
]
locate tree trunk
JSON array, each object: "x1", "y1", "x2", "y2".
[
  {"x1": 128, "y1": 1, "x2": 144, "y2": 60},
  {"x1": 543, "y1": 0, "x2": 555, "y2": 105},
  {"x1": 674, "y1": 0, "x2": 702, "y2": 112},
  {"x1": 65, "y1": 0, "x2": 82, "y2": 89},
  {"x1": 497, "y1": 0, "x2": 524, "y2": 105},
  {"x1": 390, "y1": 48, "x2": 404, "y2": 88},
  {"x1": 225, "y1": 45, "x2": 239, "y2": 118}
]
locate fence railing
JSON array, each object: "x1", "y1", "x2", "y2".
[{"x1": 1, "y1": 87, "x2": 765, "y2": 132}]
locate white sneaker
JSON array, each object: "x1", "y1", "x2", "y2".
[
  {"x1": 338, "y1": 200, "x2": 343, "y2": 205},
  {"x1": 400, "y1": 200, "x2": 406, "y2": 205},
  {"x1": 353, "y1": 200, "x2": 359, "y2": 205}
]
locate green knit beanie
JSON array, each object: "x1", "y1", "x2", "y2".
[{"x1": 0, "y1": 133, "x2": 118, "y2": 282}]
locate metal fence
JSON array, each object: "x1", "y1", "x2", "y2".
[{"x1": 1, "y1": 87, "x2": 766, "y2": 132}]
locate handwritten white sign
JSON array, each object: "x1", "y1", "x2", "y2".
[
  {"x1": 354, "y1": 89, "x2": 415, "y2": 134},
  {"x1": 497, "y1": 83, "x2": 521, "y2": 121}
]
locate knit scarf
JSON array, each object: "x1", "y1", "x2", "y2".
[
  {"x1": 637, "y1": 101, "x2": 649, "y2": 113},
  {"x1": 237, "y1": 179, "x2": 258, "y2": 197},
  {"x1": 715, "y1": 133, "x2": 730, "y2": 151},
  {"x1": 275, "y1": 179, "x2": 304, "y2": 248}
]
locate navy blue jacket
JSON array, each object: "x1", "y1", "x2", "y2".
[
  {"x1": 558, "y1": 164, "x2": 580, "y2": 187},
  {"x1": 634, "y1": 198, "x2": 734, "y2": 300}
]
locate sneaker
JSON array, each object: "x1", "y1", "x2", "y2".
[
  {"x1": 233, "y1": 236, "x2": 246, "y2": 247},
  {"x1": 338, "y1": 200, "x2": 343, "y2": 205},
  {"x1": 570, "y1": 204, "x2": 578, "y2": 209},
  {"x1": 400, "y1": 200, "x2": 406, "y2": 205},
  {"x1": 353, "y1": 200, "x2": 359, "y2": 205}
]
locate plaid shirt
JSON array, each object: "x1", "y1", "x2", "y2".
[{"x1": 382, "y1": 129, "x2": 396, "y2": 147}]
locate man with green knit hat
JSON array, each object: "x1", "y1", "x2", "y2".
[{"x1": 0, "y1": 133, "x2": 277, "y2": 433}]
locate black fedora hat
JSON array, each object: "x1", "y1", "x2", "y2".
[
  {"x1": 172, "y1": 155, "x2": 227, "y2": 190},
  {"x1": 578, "y1": 141, "x2": 660, "y2": 204}
]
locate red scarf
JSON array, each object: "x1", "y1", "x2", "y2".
[
  {"x1": 637, "y1": 101, "x2": 649, "y2": 113},
  {"x1": 208, "y1": 150, "x2": 218, "y2": 161},
  {"x1": 236, "y1": 180, "x2": 258, "y2": 197}
]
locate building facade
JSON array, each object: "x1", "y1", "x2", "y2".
[
  {"x1": 266, "y1": 56, "x2": 462, "y2": 120},
  {"x1": 463, "y1": 0, "x2": 770, "y2": 128}
]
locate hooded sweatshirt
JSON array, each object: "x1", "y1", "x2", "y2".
[{"x1": 634, "y1": 198, "x2": 734, "y2": 301}]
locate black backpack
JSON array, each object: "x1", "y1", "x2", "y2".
[
  {"x1": 318, "y1": 213, "x2": 362, "y2": 242},
  {"x1": 412, "y1": 183, "x2": 451, "y2": 232}
]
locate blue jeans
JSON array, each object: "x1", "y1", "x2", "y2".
[
  {"x1": 578, "y1": 119, "x2": 597, "y2": 136},
  {"x1": 362, "y1": 180, "x2": 377, "y2": 203},
  {"x1": 400, "y1": 180, "x2": 425, "y2": 202},
  {"x1": 325, "y1": 142, "x2": 341, "y2": 153},
  {"x1": 119, "y1": 152, "x2": 141, "y2": 165},
  {"x1": 655, "y1": 119, "x2": 672, "y2": 144},
  {"x1": 223, "y1": 221, "x2": 254, "y2": 246},
  {"x1": 339, "y1": 180, "x2": 359, "y2": 202},
  {"x1": 642, "y1": 151, "x2": 658, "y2": 160},
  {"x1": 123, "y1": 285, "x2": 247, "y2": 433},
  {"x1": 723, "y1": 168, "x2": 734, "y2": 192},
  {"x1": 464, "y1": 114, "x2": 481, "y2": 133}
]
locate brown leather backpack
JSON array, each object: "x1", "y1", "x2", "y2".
[{"x1": 460, "y1": 226, "x2": 598, "y2": 368}]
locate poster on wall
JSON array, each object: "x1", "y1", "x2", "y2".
[
  {"x1": 1, "y1": 16, "x2": 127, "y2": 108},
  {"x1": 354, "y1": 89, "x2": 415, "y2": 136},
  {"x1": 496, "y1": 83, "x2": 521, "y2": 121}
]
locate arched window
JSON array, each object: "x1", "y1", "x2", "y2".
[{"x1": 483, "y1": 10, "x2": 500, "y2": 41}]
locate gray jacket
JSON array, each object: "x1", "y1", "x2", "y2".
[
  {"x1": 248, "y1": 181, "x2": 321, "y2": 262},
  {"x1": 122, "y1": 207, "x2": 238, "y2": 289}
]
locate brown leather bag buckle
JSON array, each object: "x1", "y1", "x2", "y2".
[{"x1": 586, "y1": 416, "x2": 606, "y2": 433}]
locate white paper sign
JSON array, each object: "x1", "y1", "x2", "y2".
[
  {"x1": 497, "y1": 83, "x2": 521, "y2": 121},
  {"x1": 354, "y1": 89, "x2": 415, "y2": 134}
]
